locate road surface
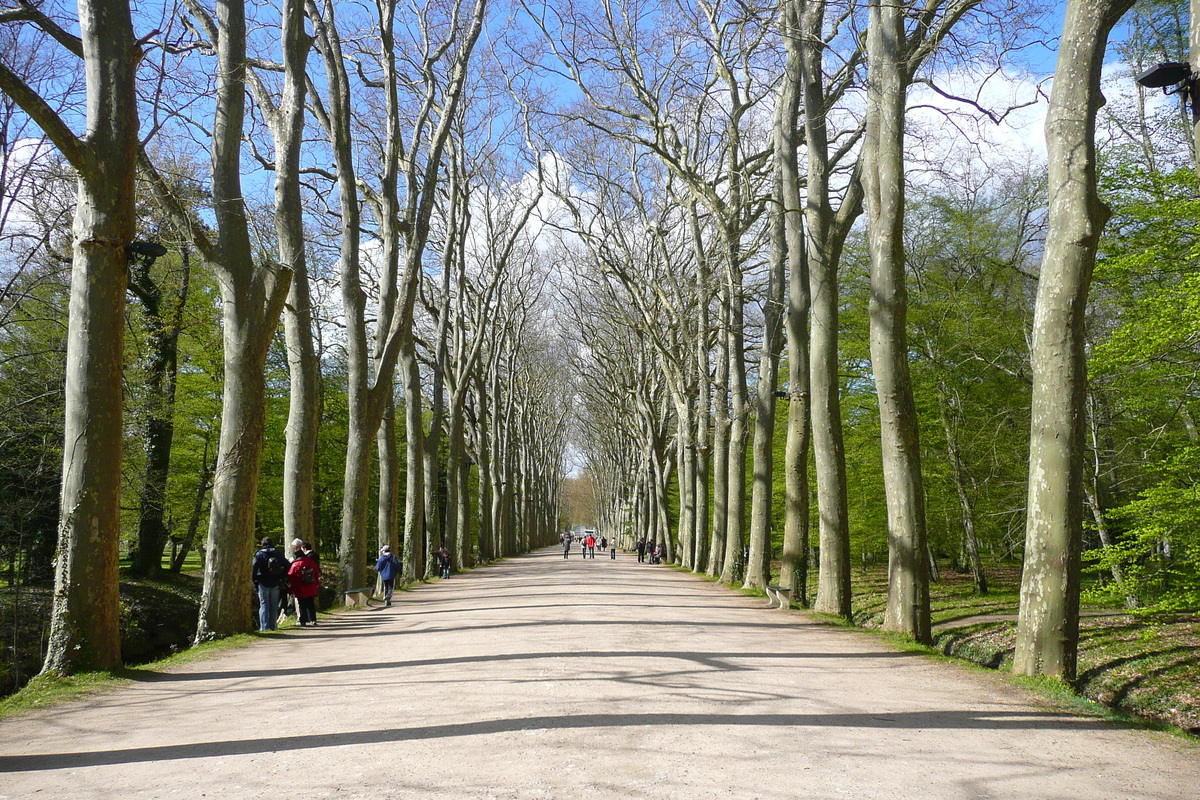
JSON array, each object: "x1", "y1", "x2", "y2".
[{"x1": 1, "y1": 548, "x2": 1196, "y2": 799}]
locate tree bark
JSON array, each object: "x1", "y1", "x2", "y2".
[
  {"x1": 779, "y1": 0, "x2": 811, "y2": 605},
  {"x1": 745, "y1": 167, "x2": 788, "y2": 589},
  {"x1": 193, "y1": 0, "x2": 293, "y2": 640},
  {"x1": 801, "y1": 0, "x2": 859, "y2": 619},
  {"x1": 864, "y1": 0, "x2": 931, "y2": 644},
  {"x1": 22, "y1": 0, "x2": 140, "y2": 674},
  {"x1": 274, "y1": 0, "x2": 318, "y2": 555},
  {"x1": 401, "y1": 338, "x2": 427, "y2": 580},
  {"x1": 1015, "y1": 0, "x2": 1133, "y2": 683}
]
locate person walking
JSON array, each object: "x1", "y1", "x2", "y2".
[
  {"x1": 599, "y1": 536, "x2": 607, "y2": 551},
  {"x1": 636, "y1": 539, "x2": 646, "y2": 563},
  {"x1": 609, "y1": 538, "x2": 617, "y2": 560},
  {"x1": 252, "y1": 537, "x2": 289, "y2": 632},
  {"x1": 585, "y1": 533, "x2": 596, "y2": 559},
  {"x1": 438, "y1": 546, "x2": 452, "y2": 579},
  {"x1": 562, "y1": 532, "x2": 571, "y2": 559},
  {"x1": 376, "y1": 544, "x2": 401, "y2": 606},
  {"x1": 288, "y1": 545, "x2": 321, "y2": 626}
]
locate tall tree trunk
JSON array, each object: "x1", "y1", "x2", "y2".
[
  {"x1": 447, "y1": 403, "x2": 466, "y2": 566},
  {"x1": 746, "y1": 99, "x2": 791, "y2": 589},
  {"x1": 474, "y1": 384, "x2": 494, "y2": 563},
  {"x1": 173, "y1": 438, "x2": 216, "y2": 573},
  {"x1": 801, "y1": 0, "x2": 858, "y2": 618},
  {"x1": 275, "y1": 0, "x2": 318, "y2": 556},
  {"x1": 937, "y1": 391, "x2": 987, "y2": 595},
  {"x1": 711, "y1": 284, "x2": 731, "y2": 580},
  {"x1": 423, "y1": 393, "x2": 442, "y2": 555},
  {"x1": 1015, "y1": 0, "x2": 1133, "y2": 683},
  {"x1": 193, "y1": 0, "x2": 292, "y2": 640},
  {"x1": 129, "y1": 250, "x2": 190, "y2": 576},
  {"x1": 722, "y1": 251, "x2": 749, "y2": 585},
  {"x1": 19, "y1": 0, "x2": 141, "y2": 673},
  {"x1": 401, "y1": 338, "x2": 427, "y2": 581},
  {"x1": 779, "y1": 0, "x2": 810, "y2": 605},
  {"x1": 676, "y1": 404, "x2": 694, "y2": 569},
  {"x1": 377, "y1": 396, "x2": 400, "y2": 555},
  {"x1": 865, "y1": 0, "x2": 931, "y2": 644}
]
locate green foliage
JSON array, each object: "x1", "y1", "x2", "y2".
[
  {"x1": 1088, "y1": 162, "x2": 1200, "y2": 613},
  {"x1": 0, "y1": 264, "x2": 69, "y2": 584}
]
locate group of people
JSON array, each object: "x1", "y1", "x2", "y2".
[
  {"x1": 561, "y1": 532, "x2": 616, "y2": 560},
  {"x1": 635, "y1": 539, "x2": 664, "y2": 564},
  {"x1": 254, "y1": 538, "x2": 456, "y2": 630},
  {"x1": 251, "y1": 537, "x2": 322, "y2": 631}
]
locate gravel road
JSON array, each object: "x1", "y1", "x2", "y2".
[{"x1": 1, "y1": 547, "x2": 1196, "y2": 799}]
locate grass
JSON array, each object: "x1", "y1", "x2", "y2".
[
  {"x1": 804, "y1": 560, "x2": 1200, "y2": 736},
  {"x1": 0, "y1": 630, "x2": 270, "y2": 722}
]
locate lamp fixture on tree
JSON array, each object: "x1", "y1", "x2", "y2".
[
  {"x1": 127, "y1": 240, "x2": 169, "y2": 268},
  {"x1": 1135, "y1": 62, "x2": 1198, "y2": 123}
]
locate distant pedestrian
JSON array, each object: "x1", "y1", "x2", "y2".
[
  {"x1": 438, "y1": 546, "x2": 452, "y2": 578},
  {"x1": 585, "y1": 533, "x2": 596, "y2": 559},
  {"x1": 599, "y1": 536, "x2": 607, "y2": 551},
  {"x1": 609, "y1": 539, "x2": 617, "y2": 560},
  {"x1": 636, "y1": 539, "x2": 646, "y2": 563},
  {"x1": 376, "y1": 545, "x2": 401, "y2": 607},
  {"x1": 252, "y1": 537, "x2": 289, "y2": 631},
  {"x1": 288, "y1": 544, "x2": 321, "y2": 626},
  {"x1": 652, "y1": 542, "x2": 663, "y2": 564},
  {"x1": 562, "y1": 533, "x2": 571, "y2": 559}
]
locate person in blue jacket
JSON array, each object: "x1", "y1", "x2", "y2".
[{"x1": 376, "y1": 544, "x2": 401, "y2": 606}]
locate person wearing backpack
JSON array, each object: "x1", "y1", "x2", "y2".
[
  {"x1": 376, "y1": 544, "x2": 401, "y2": 606},
  {"x1": 252, "y1": 537, "x2": 290, "y2": 632},
  {"x1": 288, "y1": 544, "x2": 321, "y2": 626}
]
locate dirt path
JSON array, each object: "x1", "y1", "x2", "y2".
[{"x1": 2, "y1": 549, "x2": 1196, "y2": 799}]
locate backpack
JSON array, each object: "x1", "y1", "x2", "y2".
[
  {"x1": 265, "y1": 549, "x2": 288, "y2": 579},
  {"x1": 300, "y1": 563, "x2": 317, "y2": 586}
]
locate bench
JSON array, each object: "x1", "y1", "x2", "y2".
[
  {"x1": 764, "y1": 584, "x2": 792, "y2": 610},
  {"x1": 343, "y1": 587, "x2": 373, "y2": 608}
]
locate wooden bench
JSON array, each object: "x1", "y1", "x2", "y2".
[
  {"x1": 764, "y1": 584, "x2": 792, "y2": 610},
  {"x1": 343, "y1": 587, "x2": 373, "y2": 608}
]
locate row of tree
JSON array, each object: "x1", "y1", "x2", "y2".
[
  {"x1": 0, "y1": 0, "x2": 573, "y2": 678},
  {"x1": 2, "y1": 0, "x2": 1197, "y2": 690},
  {"x1": 551, "y1": 0, "x2": 1192, "y2": 686}
]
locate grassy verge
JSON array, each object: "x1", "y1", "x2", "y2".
[
  {"x1": 834, "y1": 562, "x2": 1200, "y2": 736},
  {"x1": 0, "y1": 630, "x2": 270, "y2": 721},
  {"x1": 680, "y1": 558, "x2": 1197, "y2": 736}
]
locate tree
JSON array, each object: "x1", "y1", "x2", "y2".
[
  {"x1": 0, "y1": 0, "x2": 140, "y2": 672},
  {"x1": 146, "y1": 0, "x2": 293, "y2": 639},
  {"x1": 126, "y1": 242, "x2": 192, "y2": 577},
  {"x1": 777, "y1": 0, "x2": 811, "y2": 605},
  {"x1": 1015, "y1": 0, "x2": 1135, "y2": 683}
]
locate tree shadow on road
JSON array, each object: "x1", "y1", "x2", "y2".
[
  {"x1": 0, "y1": 709, "x2": 1126, "y2": 773},
  {"x1": 124, "y1": 648, "x2": 911, "y2": 683}
]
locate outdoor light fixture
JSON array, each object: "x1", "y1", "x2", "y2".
[
  {"x1": 1136, "y1": 62, "x2": 1199, "y2": 123},
  {"x1": 127, "y1": 240, "x2": 169, "y2": 267}
]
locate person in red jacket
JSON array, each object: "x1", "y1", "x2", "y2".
[
  {"x1": 585, "y1": 533, "x2": 596, "y2": 559},
  {"x1": 288, "y1": 548, "x2": 321, "y2": 626}
]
